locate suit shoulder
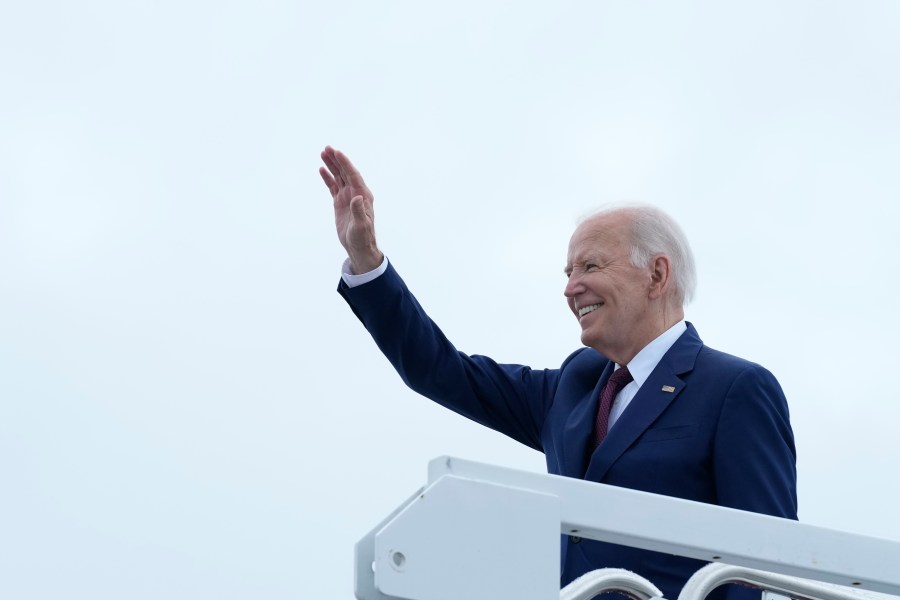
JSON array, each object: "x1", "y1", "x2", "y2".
[
  {"x1": 694, "y1": 345, "x2": 783, "y2": 392},
  {"x1": 559, "y1": 346, "x2": 610, "y2": 381},
  {"x1": 696, "y1": 344, "x2": 771, "y2": 373}
]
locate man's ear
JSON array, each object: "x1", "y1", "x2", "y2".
[{"x1": 648, "y1": 255, "x2": 671, "y2": 299}]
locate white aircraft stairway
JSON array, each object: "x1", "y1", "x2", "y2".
[{"x1": 355, "y1": 457, "x2": 900, "y2": 600}]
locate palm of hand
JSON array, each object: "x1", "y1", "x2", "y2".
[
  {"x1": 333, "y1": 179, "x2": 372, "y2": 252},
  {"x1": 319, "y1": 146, "x2": 380, "y2": 271}
]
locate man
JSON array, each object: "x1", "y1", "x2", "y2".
[{"x1": 319, "y1": 145, "x2": 797, "y2": 600}]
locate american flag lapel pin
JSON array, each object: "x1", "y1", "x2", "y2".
[{"x1": 661, "y1": 385, "x2": 676, "y2": 393}]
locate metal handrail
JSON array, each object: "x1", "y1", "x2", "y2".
[
  {"x1": 560, "y1": 568, "x2": 664, "y2": 600},
  {"x1": 678, "y1": 563, "x2": 896, "y2": 600}
]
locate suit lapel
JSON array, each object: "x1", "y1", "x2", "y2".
[
  {"x1": 561, "y1": 361, "x2": 614, "y2": 478},
  {"x1": 584, "y1": 324, "x2": 703, "y2": 482}
]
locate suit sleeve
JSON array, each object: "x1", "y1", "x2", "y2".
[
  {"x1": 338, "y1": 262, "x2": 559, "y2": 451},
  {"x1": 711, "y1": 365, "x2": 797, "y2": 600},
  {"x1": 713, "y1": 364, "x2": 798, "y2": 519}
]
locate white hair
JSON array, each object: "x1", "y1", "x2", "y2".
[{"x1": 581, "y1": 204, "x2": 697, "y2": 305}]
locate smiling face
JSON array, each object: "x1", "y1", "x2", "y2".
[{"x1": 563, "y1": 212, "x2": 665, "y2": 365}]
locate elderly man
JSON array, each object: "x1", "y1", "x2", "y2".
[{"x1": 320, "y1": 146, "x2": 797, "y2": 600}]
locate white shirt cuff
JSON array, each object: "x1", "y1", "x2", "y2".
[{"x1": 341, "y1": 256, "x2": 389, "y2": 288}]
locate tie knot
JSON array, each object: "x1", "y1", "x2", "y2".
[{"x1": 608, "y1": 366, "x2": 633, "y2": 391}]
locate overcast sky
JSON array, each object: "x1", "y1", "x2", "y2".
[{"x1": 2, "y1": 1, "x2": 899, "y2": 598}]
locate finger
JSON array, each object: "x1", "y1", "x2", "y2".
[
  {"x1": 319, "y1": 166, "x2": 338, "y2": 196},
  {"x1": 320, "y1": 149, "x2": 345, "y2": 186},
  {"x1": 333, "y1": 149, "x2": 368, "y2": 189}
]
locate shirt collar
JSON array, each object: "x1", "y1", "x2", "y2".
[{"x1": 619, "y1": 320, "x2": 687, "y2": 388}]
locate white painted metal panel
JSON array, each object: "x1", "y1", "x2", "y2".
[{"x1": 374, "y1": 475, "x2": 560, "y2": 600}]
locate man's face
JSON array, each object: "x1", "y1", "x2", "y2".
[{"x1": 563, "y1": 213, "x2": 655, "y2": 363}]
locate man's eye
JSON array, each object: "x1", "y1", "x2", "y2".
[{"x1": 585, "y1": 264, "x2": 598, "y2": 272}]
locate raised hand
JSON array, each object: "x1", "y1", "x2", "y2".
[{"x1": 319, "y1": 146, "x2": 384, "y2": 274}]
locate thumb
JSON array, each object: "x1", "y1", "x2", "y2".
[{"x1": 350, "y1": 195, "x2": 370, "y2": 221}]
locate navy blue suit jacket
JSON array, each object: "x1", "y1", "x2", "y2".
[{"x1": 339, "y1": 263, "x2": 797, "y2": 600}]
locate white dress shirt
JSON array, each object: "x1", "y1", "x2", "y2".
[
  {"x1": 607, "y1": 320, "x2": 687, "y2": 431},
  {"x1": 342, "y1": 256, "x2": 389, "y2": 287}
]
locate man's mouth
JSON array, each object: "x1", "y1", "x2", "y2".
[{"x1": 578, "y1": 303, "x2": 603, "y2": 319}]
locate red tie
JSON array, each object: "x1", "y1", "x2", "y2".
[{"x1": 593, "y1": 366, "x2": 634, "y2": 448}]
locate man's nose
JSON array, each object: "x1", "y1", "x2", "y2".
[{"x1": 564, "y1": 275, "x2": 583, "y2": 298}]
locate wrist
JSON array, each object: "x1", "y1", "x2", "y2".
[{"x1": 348, "y1": 247, "x2": 384, "y2": 275}]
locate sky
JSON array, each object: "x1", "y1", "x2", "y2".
[{"x1": 2, "y1": 1, "x2": 899, "y2": 598}]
